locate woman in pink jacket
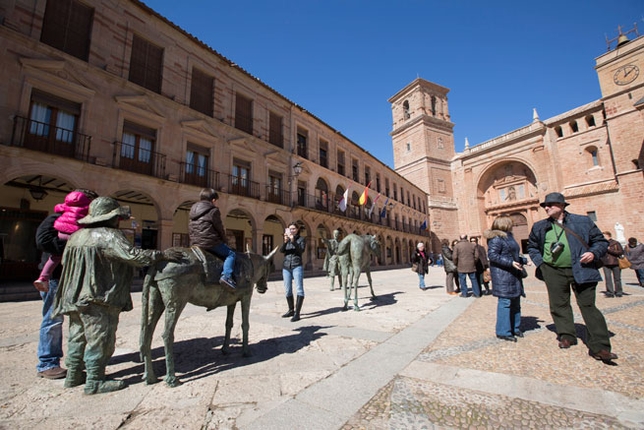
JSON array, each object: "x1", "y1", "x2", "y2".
[{"x1": 34, "y1": 190, "x2": 95, "y2": 291}]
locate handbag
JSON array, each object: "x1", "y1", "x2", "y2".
[
  {"x1": 618, "y1": 256, "x2": 631, "y2": 270},
  {"x1": 411, "y1": 262, "x2": 418, "y2": 273}
]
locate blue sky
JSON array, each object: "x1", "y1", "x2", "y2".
[{"x1": 145, "y1": 1, "x2": 643, "y2": 169}]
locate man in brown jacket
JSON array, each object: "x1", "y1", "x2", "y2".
[{"x1": 453, "y1": 234, "x2": 481, "y2": 297}]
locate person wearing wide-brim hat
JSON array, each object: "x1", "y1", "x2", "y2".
[
  {"x1": 54, "y1": 196, "x2": 182, "y2": 394},
  {"x1": 527, "y1": 192, "x2": 617, "y2": 363}
]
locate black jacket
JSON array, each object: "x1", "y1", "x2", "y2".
[
  {"x1": 280, "y1": 235, "x2": 306, "y2": 269},
  {"x1": 412, "y1": 249, "x2": 431, "y2": 274}
]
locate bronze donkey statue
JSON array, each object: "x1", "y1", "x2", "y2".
[{"x1": 139, "y1": 246, "x2": 278, "y2": 387}]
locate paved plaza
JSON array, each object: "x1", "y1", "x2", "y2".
[{"x1": 1, "y1": 266, "x2": 643, "y2": 429}]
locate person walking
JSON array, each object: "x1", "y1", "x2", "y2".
[
  {"x1": 453, "y1": 234, "x2": 481, "y2": 298},
  {"x1": 280, "y1": 222, "x2": 306, "y2": 322},
  {"x1": 527, "y1": 192, "x2": 617, "y2": 363},
  {"x1": 412, "y1": 242, "x2": 431, "y2": 290},
  {"x1": 471, "y1": 236, "x2": 491, "y2": 295},
  {"x1": 625, "y1": 237, "x2": 644, "y2": 287},
  {"x1": 188, "y1": 188, "x2": 237, "y2": 290},
  {"x1": 440, "y1": 239, "x2": 459, "y2": 295},
  {"x1": 600, "y1": 231, "x2": 624, "y2": 297},
  {"x1": 485, "y1": 216, "x2": 527, "y2": 342}
]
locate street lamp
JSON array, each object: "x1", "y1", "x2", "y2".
[{"x1": 29, "y1": 187, "x2": 48, "y2": 201}]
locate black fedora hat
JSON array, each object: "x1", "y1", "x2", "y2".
[{"x1": 540, "y1": 192, "x2": 570, "y2": 208}]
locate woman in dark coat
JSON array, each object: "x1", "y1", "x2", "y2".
[
  {"x1": 440, "y1": 239, "x2": 459, "y2": 295},
  {"x1": 484, "y1": 216, "x2": 527, "y2": 342},
  {"x1": 412, "y1": 242, "x2": 432, "y2": 290}
]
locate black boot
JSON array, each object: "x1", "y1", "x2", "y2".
[
  {"x1": 282, "y1": 295, "x2": 294, "y2": 318},
  {"x1": 291, "y1": 295, "x2": 304, "y2": 322}
]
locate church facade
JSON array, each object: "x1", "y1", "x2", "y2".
[{"x1": 390, "y1": 32, "x2": 644, "y2": 252}]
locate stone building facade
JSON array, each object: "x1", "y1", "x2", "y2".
[
  {"x1": 390, "y1": 33, "x2": 644, "y2": 253},
  {"x1": 0, "y1": 0, "x2": 430, "y2": 285}
]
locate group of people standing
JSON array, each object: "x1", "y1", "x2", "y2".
[{"x1": 439, "y1": 236, "x2": 491, "y2": 297}]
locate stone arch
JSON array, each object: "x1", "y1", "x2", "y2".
[
  {"x1": 314, "y1": 177, "x2": 330, "y2": 211},
  {"x1": 225, "y1": 208, "x2": 256, "y2": 251}
]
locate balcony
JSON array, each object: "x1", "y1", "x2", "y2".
[
  {"x1": 113, "y1": 140, "x2": 166, "y2": 179},
  {"x1": 265, "y1": 186, "x2": 289, "y2": 205},
  {"x1": 10, "y1": 115, "x2": 92, "y2": 161},
  {"x1": 179, "y1": 162, "x2": 220, "y2": 189},
  {"x1": 227, "y1": 175, "x2": 261, "y2": 199}
]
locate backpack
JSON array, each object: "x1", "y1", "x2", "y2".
[{"x1": 35, "y1": 213, "x2": 66, "y2": 255}]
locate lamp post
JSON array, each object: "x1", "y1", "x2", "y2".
[{"x1": 289, "y1": 162, "x2": 303, "y2": 207}]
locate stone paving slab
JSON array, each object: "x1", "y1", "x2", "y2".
[{"x1": 0, "y1": 267, "x2": 642, "y2": 429}]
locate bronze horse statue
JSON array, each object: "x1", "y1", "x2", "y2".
[
  {"x1": 139, "y1": 246, "x2": 278, "y2": 387},
  {"x1": 336, "y1": 234, "x2": 382, "y2": 311}
]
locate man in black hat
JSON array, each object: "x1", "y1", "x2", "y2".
[
  {"x1": 54, "y1": 196, "x2": 182, "y2": 394},
  {"x1": 527, "y1": 192, "x2": 616, "y2": 363}
]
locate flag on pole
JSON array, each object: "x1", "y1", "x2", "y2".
[
  {"x1": 367, "y1": 192, "x2": 381, "y2": 217},
  {"x1": 379, "y1": 197, "x2": 390, "y2": 218},
  {"x1": 420, "y1": 220, "x2": 427, "y2": 231},
  {"x1": 358, "y1": 182, "x2": 372, "y2": 206},
  {"x1": 338, "y1": 188, "x2": 350, "y2": 212}
]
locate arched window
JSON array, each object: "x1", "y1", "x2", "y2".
[
  {"x1": 586, "y1": 146, "x2": 599, "y2": 167},
  {"x1": 554, "y1": 125, "x2": 563, "y2": 138},
  {"x1": 570, "y1": 120, "x2": 579, "y2": 133},
  {"x1": 403, "y1": 100, "x2": 410, "y2": 120},
  {"x1": 585, "y1": 114, "x2": 596, "y2": 127}
]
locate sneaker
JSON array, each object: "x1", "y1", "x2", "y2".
[
  {"x1": 219, "y1": 276, "x2": 237, "y2": 290},
  {"x1": 37, "y1": 366, "x2": 67, "y2": 380},
  {"x1": 33, "y1": 279, "x2": 49, "y2": 292}
]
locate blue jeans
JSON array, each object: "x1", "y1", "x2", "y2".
[
  {"x1": 496, "y1": 296, "x2": 522, "y2": 337},
  {"x1": 283, "y1": 265, "x2": 304, "y2": 297},
  {"x1": 635, "y1": 268, "x2": 644, "y2": 286},
  {"x1": 417, "y1": 272, "x2": 426, "y2": 289},
  {"x1": 37, "y1": 279, "x2": 64, "y2": 372},
  {"x1": 458, "y1": 272, "x2": 481, "y2": 297},
  {"x1": 208, "y1": 243, "x2": 236, "y2": 278}
]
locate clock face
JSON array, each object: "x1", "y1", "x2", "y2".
[{"x1": 613, "y1": 64, "x2": 639, "y2": 85}]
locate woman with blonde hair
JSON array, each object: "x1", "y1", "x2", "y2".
[{"x1": 484, "y1": 216, "x2": 527, "y2": 342}]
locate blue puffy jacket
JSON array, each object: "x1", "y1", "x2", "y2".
[
  {"x1": 527, "y1": 212, "x2": 608, "y2": 284},
  {"x1": 484, "y1": 229, "x2": 526, "y2": 299}
]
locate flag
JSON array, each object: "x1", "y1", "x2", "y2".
[
  {"x1": 338, "y1": 188, "x2": 349, "y2": 212},
  {"x1": 420, "y1": 220, "x2": 427, "y2": 231},
  {"x1": 358, "y1": 182, "x2": 371, "y2": 206},
  {"x1": 367, "y1": 192, "x2": 381, "y2": 217},
  {"x1": 379, "y1": 197, "x2": 389, "y2": 218}
]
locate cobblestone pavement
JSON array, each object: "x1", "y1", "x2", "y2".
[{"x1": 0, "y1": 266, "x2": 643, "y2": 429}]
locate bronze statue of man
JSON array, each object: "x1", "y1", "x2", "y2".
[
  {"x1": 54, "y1": 196, "x2": 181, "y2": 394},
  {"x1": 323, "y1": 229, "x2": 342, "y2": 291}
]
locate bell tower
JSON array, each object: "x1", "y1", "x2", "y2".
[{"x1": 389, "y1": 78, "x2": 458, "y2": 244}]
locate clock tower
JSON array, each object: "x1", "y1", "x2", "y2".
[
  {"x1": 388, "y1": 78, "x2": 458, "y2": 246},
  {"x1": 595, "y1": 27, "x2": 644, "y2": 174}
]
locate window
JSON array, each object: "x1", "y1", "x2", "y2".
[
  {"x1": 586, "y1": 146, "x2": 600, "y2": 167},
  {"x1": 129, "y1": 35, "x2": 163, "y2": 93},
  {"x1": 319, "y1": 139, "x2": 328, "y2": 168},
  {"x1": 570, "y1": 120, "x2": 579, "y2": 133},
  {"x1": 267, "y1": 171, "x2": 283, "y2": 204},
  {"x1": 585, "y1": 115, "x2": 596, "y2": 127},
  {"x1": 365, "y1": 166, "x2": 371, "y2": 186},
  {"x1": 120, "y1": 121, "x2": 156, "y2": 175},
  {"x1": 393, "y1": 184, "x2": 397, "y2": 201},
  {"x1": 406, "y1": 142, "x2": 411, "y2": 151},
  {"x1": 385, "y1": 178, "x2": 390, "y2": 197},
  {"x1": 262, "y1": 234, "x2": 274, "y2": 256},
  {"x1": 190, "y1": 68, "x2": 214, "y2": 117},
  {"x1": 296, "y1": 129, "x2": 308, "y2": 158},
  {"x1": 235, "y1": 93, "x2": 253, "y2": 134},
  {"x1": 26, "y1": 90, "x2": 80, "y2": 157},
  {"x1": 430, "y1": 96, "x2": 437, "y2": 116},
  {"x1": 403, "y1": 100, "x2": 410, "y2": 120},
  {"x1": 184, "y1": 144, "x2": 209, "y2": 187},
  {"x1": 269, "y1": 111, "x2": 283, "y2": 147},
  {"x1": 352, "y1": 159, "x2": 359, "y2": 182},
  {"x1": 337, "y1": 150, "x2": 345, "y2": 176},
  {"x1": 554, "y1": 126, "x2": 563, "y2": 138},
  {"x1": 41, "y1": 0, "x2": 94, "y2": 61},
  {"x1": 232, "y1": 159, "x2": 251, "y2": 196},
  {"x1": 376, "y1": 174, "x2": 381, "y2": 192}
]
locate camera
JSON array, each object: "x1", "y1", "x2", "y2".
[{"x1": 550, "y1": 241, "x2": 565, "y2": 255}]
